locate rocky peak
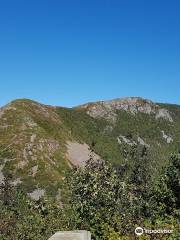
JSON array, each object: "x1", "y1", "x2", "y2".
[{"x1": 79, "y1": 97, "x2": 173, "y2": 122}]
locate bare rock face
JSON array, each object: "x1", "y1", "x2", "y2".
[
  {"x1": 28, "y1": 188, "x2": 45, "y2": 200},
  {"x1": 79, "y1": 97, "x2": 173, "y2": 122},
  {"x1": 117, "y1": 135, "x2": 136, "y2": 146},
  {"x1": 137, "y1": 137, "x2": 150, "y2": 147},
  {"x1": 161, "y1": 130, "x2": 173, "y2": 143},
  {"x1": 156, "y1": 109, "x2": 173, "y2": 122},
  {"x1": 117, "y1": 135, "x2": 150, "y2": 147},
  {"x1": 66, "y1": 141, "x2": 99, "y2": 167}
]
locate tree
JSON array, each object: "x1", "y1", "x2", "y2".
[
  {"x1": 128, "y1": 145, "x2": 154, "y2": 221},
  {"x1": 0, "y1": 179, "x2": 68, "y2": 240},
  {"x1": 153, "y1": 153, "x2": 180, "y2": 218},
  {"x1": 66, "y1": 147, "x2": 147, "y2": 239},
  {"x1": 66, "y1": 154, "x2": 128, "y2": 239}
]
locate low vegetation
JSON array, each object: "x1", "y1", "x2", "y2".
[{"x1": 1, "y1": 148, "x2": 179, "y2": 239}]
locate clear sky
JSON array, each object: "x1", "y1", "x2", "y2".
[{"x1": 0, "y1": 0, "x2": 180, "y2": 107}]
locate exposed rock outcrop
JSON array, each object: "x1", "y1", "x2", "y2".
[
  {"x1": 161, "y1": 130, "x2": 173, "y2": 143},
  {"x1": 79, "y1": 97, "x2": 173, "y2": 122},
  {"x1": 66, "y1": 141, "x2": 99, "y2": 166}
]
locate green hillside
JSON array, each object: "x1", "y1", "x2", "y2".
[
  {"x1": 0, "y1": 97, "x2": 180, "y2": 239},
  {"x1": 0, "y1": 97, "x2": 180, "y2": 198}
]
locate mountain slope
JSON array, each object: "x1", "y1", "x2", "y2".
[{"x1": 0, "y1": 97, "x2": 180, "y2": 200}]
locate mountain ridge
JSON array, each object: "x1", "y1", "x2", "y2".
[
  {"x1": 0, "y1": 97, "x2": 180, "y2": 200},
  {"x1": 77, "y1": 96, "x2": 173, "y2": 122},
  {"x1": 1, "y1": 96, "x2": 179, "y2": 110}
]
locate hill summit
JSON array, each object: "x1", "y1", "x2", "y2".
[{"x1": 78, "y1": 97, "x2": 173, "y2": 122}]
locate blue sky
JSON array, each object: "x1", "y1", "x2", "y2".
[{"x1": 0, "y1": 0, "x2": 180, "y2": 107}]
